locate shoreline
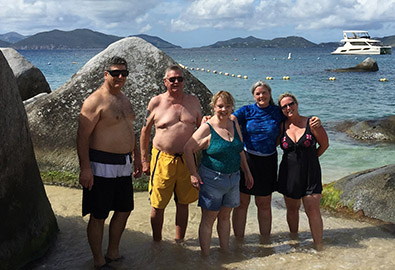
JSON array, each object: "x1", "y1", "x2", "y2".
[{"x1": 27, "y1": 185, "x2": 395, "y2": 269}]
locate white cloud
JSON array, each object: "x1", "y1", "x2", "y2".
[
  {"x1": 139, "y1": 24, "x2": 152, "y2": 33},
  {"x1": 168, "y1": 0, "x2": 395, "y2": 33},
  {"x1": 1, "y1": 0, "x2": 395, "y2": 46}
]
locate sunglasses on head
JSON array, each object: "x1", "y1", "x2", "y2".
[
  {"x1": 107, "y1": 70, "x2": 129, "y2": 77},
  {"x1": 167, "y1": 76, "x2": 184, "y2": 83},
  {"x1": 281, "y1": 101, "x2": 295, "y2": 110}
]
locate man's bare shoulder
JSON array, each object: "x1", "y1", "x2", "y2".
[
  {"x1": 82, "y1": 88, "x2": 105, "y2": 109},
  {"x1": 147, "y1": 93, "x2": 166, "y2": 108},
  {"x1": 184, "y1": 93, "x2": 201, "y2": 105}
]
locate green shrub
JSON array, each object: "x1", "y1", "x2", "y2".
[{"x1": 321, "y1": 183, "x2": 343, "y2": 210}]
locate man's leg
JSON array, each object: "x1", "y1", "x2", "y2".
[
  {"x1": 151, "y1": 207, "x2": 165, "y2": 241},
  {"x1": 175, "y1": 203, "x2": 188, "y2": 242},
  {"x1": 87, "y1": 215, "x2": 106, "y2": 267},
  {"x1": 106, "y1": 211, "x2": 131, "y2": 260}
]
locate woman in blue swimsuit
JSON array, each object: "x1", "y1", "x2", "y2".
[
  {"x1": 184, "y1": 91, "x2": 253, "y2": 256},
  {"x1": 232, "y1": 81, "x2": 283, "y2": 239},
  {"x1": 232, "y1": 81, "x2": 321, "y2": 240},
  {"x1": 278, "y1": 93, "x2": 329, "y2": 251}
]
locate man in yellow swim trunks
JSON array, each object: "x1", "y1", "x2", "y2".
[{"x1": 140, "y1": 65, "x2": 202, "y2": 242}]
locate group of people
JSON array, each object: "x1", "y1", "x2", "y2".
[{"x1": 77, "y1": 56, "x2": 329, "y2": 269}]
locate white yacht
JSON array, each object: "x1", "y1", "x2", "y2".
[{"x1": 331, "y1": 31, "x2": 392, "y2": 55}]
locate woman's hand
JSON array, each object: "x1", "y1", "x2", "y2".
[
  {"x1": 191, "y1": 174, "x2": 203, "y2": 190},
  {"x1": 245, "y1": 172, "x2": 254, "y2": 190},
  {"x1": 201, "y1": 115, "x2": 211, "y2": 125},
  {"x1": 310, "y1": 116, "x2": 321, "y2": 128}
]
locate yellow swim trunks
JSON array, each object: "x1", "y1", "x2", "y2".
[{"x1": 149, "y1": 146, "x2": 198, "y2": 209}]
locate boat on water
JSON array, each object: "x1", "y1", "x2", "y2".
[{"x1": 331, "y1": 31, "x2": 392, "y2": 55}]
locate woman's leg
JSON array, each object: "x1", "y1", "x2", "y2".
[
  {"x1": 199, "y1": 208, "x2": 219, "y2": 256},
  {"x1": 232, "y1": 192, "x2": 251, "y2": 238},
  {"x1": 217, "y1": 206, "x2": 233, "y2": 252},
  {"x1": 302, "y1": 194, "x2": 323, "y2": 250},
  {"x1": 284, "y1": 196, "x2": 301, "y2": 233},
  {"x1": 255, "y1": 194, "x2": 272, "y2": 237}
]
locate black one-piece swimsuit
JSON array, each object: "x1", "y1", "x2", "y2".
[{"x1": 278, "y1": 118, "x2": 322, "y2": 199}]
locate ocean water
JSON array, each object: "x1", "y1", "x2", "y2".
[{"x1": 19, "y1": 47, "x2": 395, "y2": 183}]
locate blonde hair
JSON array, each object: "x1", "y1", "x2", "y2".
[
  {"x1": 210, "y1": 90, "x2": 235, "y2": 113},
  {"x1": 278, "y1": 92, "x2": 298, "y2": 106}
]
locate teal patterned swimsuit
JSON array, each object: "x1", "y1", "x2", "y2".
[{"x1": 201, "y1": 121, "x2": 243, "y2": 174}]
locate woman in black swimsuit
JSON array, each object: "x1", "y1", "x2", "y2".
[{"x1": 278, "y1": 93, "x2": 329, "y2": 251}]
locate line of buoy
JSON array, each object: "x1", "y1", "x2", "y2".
[
  {"x1": 182, "y1": 65, "x2": 248, "y2": 79},
  {"x1": 181, "y1": 64, "x2": 390, "y2": 83}
]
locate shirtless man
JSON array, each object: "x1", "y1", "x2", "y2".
[
  {"x1": 140, "y1": 65, "x2": 202, "y2": 242},
  {"x1": 77, "y1": 56, "x2": 142, "y2": 269}
]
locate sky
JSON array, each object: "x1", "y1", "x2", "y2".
[{"x1": 1, "y1": 0, "x2": 395, "y2": 48}]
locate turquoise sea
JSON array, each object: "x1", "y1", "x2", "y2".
[{"x1": 19, "y1": 47, "x2": 395, "y2": 184}]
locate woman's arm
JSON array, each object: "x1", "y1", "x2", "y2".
[
  {"x1": 183, "y1": 124, "x2": 210, "y2": 190},
  {"x1": 310, "y1": 122, "x2": 329, "y2": 157},
  {"x1": 234, "y1": 119, "x2": 254, "y2": 189}
]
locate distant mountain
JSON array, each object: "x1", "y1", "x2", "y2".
[
  {"x1": 0, "y1": 40, "x2": 11, "y2": 47},
  {"x1": 131, "y1": 34, "x2": 181, "y2": 48},
  {"x1": 380, "y1": 35, "x2": 395, "y2": 46},
  {"x1": 205, "y1": 35, "x2": 318, "y2": 48},
  {"x1": 317, "y1": 42, "x2": 340, "y2": 48},
  {"x1": 0, "y1": 32, "x2": 27, "y2": 43},
  {"x1": 11, "y1": 29, "x2": 122, "y2": 50}
]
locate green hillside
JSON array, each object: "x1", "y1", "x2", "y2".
[{"x1": 12, "y1": 29, "x2": 122, "y2": 49}]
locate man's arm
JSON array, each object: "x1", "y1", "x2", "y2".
[
  {"x1": 192, "y1": 95, "x2": 203, "y2": 128},
  {"x1": 132, "y1": 139, "x2": 142, "y2": 178},
  {"x1": 77, "y1": 96, "x2": 101, "y2": 190},
  {"x1": 140, "y1": 99, "x2": 156, "y2": 175}
]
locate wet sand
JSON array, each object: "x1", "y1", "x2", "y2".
[{"x1": 30, "y1": 185, "x2": 395, "y2": 270}]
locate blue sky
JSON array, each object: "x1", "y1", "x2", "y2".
[{"x1": 1, "y1": 0, "x2": 395, "y2": 48}]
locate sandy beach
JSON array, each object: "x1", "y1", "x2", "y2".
[{"x1": 28, "y1": 185, "x2": 395, "y2": 270}]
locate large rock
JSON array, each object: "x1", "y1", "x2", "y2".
[
  {"x1": 0, "y1": 48, "x2": 51, "y2": 100},
  {"x1": 25, "y1": 37, "x2": 213, "y2": 172},
  {"x1": 330, "y1": 57, "x2": 379, "y2": 72},
  {"x1": 334, "y1": 115, "x2": 395, "y2": 142},
  {"x1": 0, "y1": 52, "x2": 58, "y2": 269},
  {"x1": 333, "y1": 164, "x2": 395, "y2": 223}
]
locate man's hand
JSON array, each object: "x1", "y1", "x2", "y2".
[
  {"x1": 142, "y1": 160, "x2": 150, "y2": 175},
  {"x1": 133, "y1": 159, "x2": 143, "y2": 178},
  {"x1": 79, "y1": 169, "x2": 94, "y2": 191}
]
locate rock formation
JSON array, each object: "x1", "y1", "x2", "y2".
[
  {"x1": 333, "y1": 164, "x2": 395, "y2": 223},
  {"x1": 0, "y1": 48, "x2": 51, "y2": 101},
  {"x1": 330, "y1": 57, "x2": 379, "y2": 72},
  {"x1": 25, "y1": 37, "x2": 213, "y2": 172},
  {"x1": 0, "y1": 51, "x2": 58, "y2": 269},
  {"x1": 334, "y1": 115, "x2": 395, "y2": 142}
]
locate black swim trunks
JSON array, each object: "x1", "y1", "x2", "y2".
[{"x1": 82, "y1": 148, "x2": 134, "y2": 219}]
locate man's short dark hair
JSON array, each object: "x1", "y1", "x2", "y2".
[{"x1": 105, "y1": 56, "x2": 128, "y2": 70}]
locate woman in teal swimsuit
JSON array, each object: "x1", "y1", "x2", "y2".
[
  {"x1": 184, "y1": 91, "x2": 253, "y2": 256},
  {"x1": 278, "y1": 93, "x2": 329, "y2": 251}
]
